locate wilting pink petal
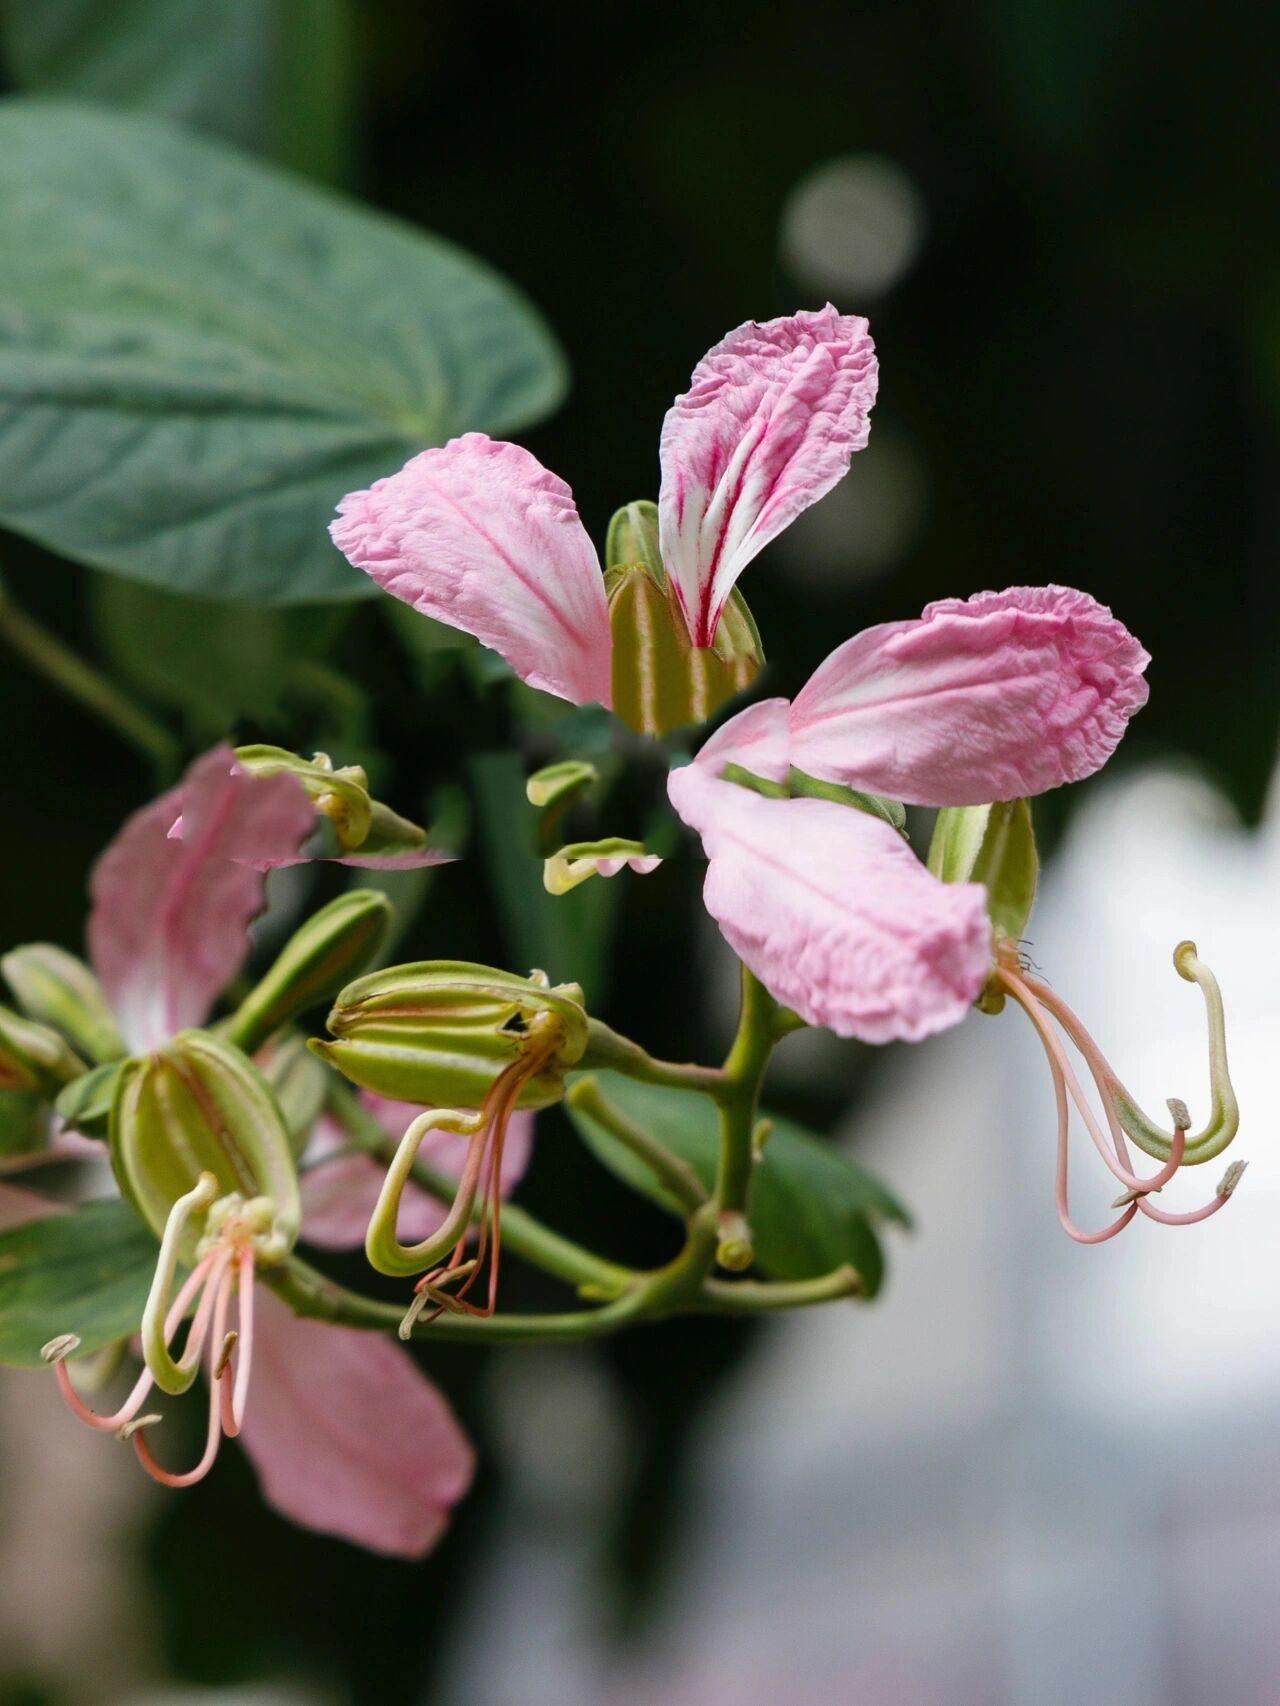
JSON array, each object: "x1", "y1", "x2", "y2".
[
  {"x1": 789, "y1": 585, "x2": 1150, "y2": 806},
  {"x1": 88, "y1": 747, "x2": 314, "y2": 1052},
  {"x1": 331, "y1": 433, "x2": 612, "y2": 707},
  {"x1": 299, "y1": 1096, "x2": 534, "y2": 1252},
  {"x1": 659, "y1": 308, "x2": 878, "y2": 646},
  {"x1": 686, "y1": 697, "x2": 792, "y2": 786},
  {"x1": 238, "y1": 1287, "x2": 474, "y2": 1557},
  {"x1": 667, "y1": 770, "x2": 991, "y2": 1043}
]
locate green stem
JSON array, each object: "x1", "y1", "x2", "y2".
[
  {"x1": 565, "y1": 1077, "x2": 709, "y2": 1214},
  {"x1": 0, "y1": 577, "x2": 179, "y2": 780},
  {"x1": 325, "y1": 1082, "x2": 636, "y2": 1297},
  {"x1": 700, "y1": 1266, "x2": 862, "y2": 1314},
  {"x1": 581, "y1": 1017, "x2": 727, "y2": 1098},
  {"x1": 712, "y1": 967, "x2": 778, "y2": 1268}
]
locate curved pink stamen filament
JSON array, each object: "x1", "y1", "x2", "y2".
[
  {"x1": 132, "y1": 1257, "x2": 235, "y2": 1488},
  {"x1": 53, "y1": 1248, "x2": 227, "y2": 1433},
  {"x1": 219, "y1": 1248, "x2": 256, "y2": 1439}
]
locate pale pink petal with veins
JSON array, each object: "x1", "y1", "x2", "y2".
[
  {"x1": 299, "y1": 1095, "x2": 534, "y2": 1252},
  {"x1": 87, "y1": 746, "x2": 314, "y2": 1053},
  {"x1": 331, "y1": 433, "x2": 612, "y2": 707},
  {"x1": 238, "y1": 1287, "x2": 474, "y2": 1558},
  {"x1": 789, "y1": 585, "x2": 1150, "y2": 806},
  {"x1": 659, "y1": 307, "x2": 878, "y2": 645},
  {"x1": 667, "y1": 769, "x2": 991, "y2": 1044}
]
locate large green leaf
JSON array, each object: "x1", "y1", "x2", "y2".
[
  {"x1": 0, "y1": 101, "x2": 568, "y2": 602},
  {"x1": 0, "y1": 1197, "x2": 156, "y2": 1366},
  {"x1": 566, "y1": 1075, "x2": 910, "y2": 1298},
  {"x1": 0, "y1": 0, "x2": 354, "y2": 181}
]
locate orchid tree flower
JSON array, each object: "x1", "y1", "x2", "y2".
[
  {"x1": 10, "y1": 746, "x2": 482, "y2": 1557},
  {"x1": 330, "y1": 305, "x2": 878, "y2": 720}
]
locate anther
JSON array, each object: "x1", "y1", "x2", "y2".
[
  {"x1": 1167, "y1": 1098, "x2": 1191, "y2": 1132},
  {"x1": 214, "y1": 1331, "x2": 239, "y2": 1380},
  {"x1": 41, "y1": 1334, "x2": 81, "y2": 1364},
  {"x1": 117, "y1": 1413, "x2": 162, "y2": 1441},
  {"x1": 1217, "y1": 1159, "x2": 1248, "y2": 1199}
]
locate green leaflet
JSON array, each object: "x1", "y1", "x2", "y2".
[
  {"x1": 0, "y1": 1199, "x2": 157, "y2": 1367},
  {"x1": 0, "y1": 101, "x2": 568, "y2": 603},
  {"x1": 566, "y1": 1075, "x2": 911, "y2": 1299}
]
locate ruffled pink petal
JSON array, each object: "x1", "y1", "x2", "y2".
[
  {"x1": 667, "y1": 770, "x2": 991, "y2": 1044},
  {"x1": 238, "y1": 1287, "x2": 474, "y2": 1558},
  {"x1": 88, "y1": 747, "x2": 315, "y2": 1052},
  {"x1": 686, "y1": 697, "x2": 792, "y2": 786},
  {"x1": 299, "y1": 1098, "x2": 534, "y2": 1252},
  {"x1": 658, "y1": 308, "x2": 878, "y2": 645},
  {"x1": 789, "y1": 585, "x2": 1151, "y2": 806},
  {"x1": 331, "y1": 433, "x2": 612, "y2": 707}
]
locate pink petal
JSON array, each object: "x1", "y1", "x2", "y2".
[
  {"x1": 299, "y1": 1098, "x2": 534, "y2": 1252},
  {"x1": 0, "y1": 1182, "x2": 64, "y2": 1231},
  {"x1": 331, "y1": 433, "x2": 612, "y2": 707},
  {"x1": 591, "y1": 855, "x2": 663, "y2": 878},
  {"x1": 241, "y1": 848, "x2": 456, "y2": 872},
  {"x1": 659, "y1": 308, "x2": 878, "y2": 645},
  {"x1": 789, "y1": 585, "x2": 1151, "y2": 806},
  {"x1": 687, "y1": 696, "x2": 792, "y2": 785},
  {"x1": 667, "y1": 770, "x2": 991, "y2": 1044},
  {"x1": 239, "y1": 1287, "x2": 474, "y2": 1558},
  {"x1": 88, "y1": 746, "x2": 315, "y2": 1052}
]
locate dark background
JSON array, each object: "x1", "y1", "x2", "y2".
[{"x1": 0, "y1": 3, "x2": 1276, "y2": 1701}]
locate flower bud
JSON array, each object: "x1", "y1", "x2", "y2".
[
  {"x1": 0, "y1": 1004, "x2": 88, "y2": 1095},
  {"x1": 927, "y1": 799, "x2": 1039, "y2": 946},
  {"x1": 605, "y1": 546, "x2": 763, "y2": 738},
  {"x1": 111, "y1": 1030, "x2": 299, "y2": 1265},
  {"x1": 1, "y1": 944, "x2": 125, "y2": 1064},
  {"x1": 233, "y1": 745, "x2": 428, "y2": 859},
  {"x1": 605, "y1": 499, "x2": 664, "y2": 582},
  {"x1": 222, "y1": 889, "x2": 392, "y2": 1055},
  {"x1": 312, "y1": 961, "x2": 589, "y2": 1109}
]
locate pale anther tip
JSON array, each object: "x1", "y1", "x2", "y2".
[
  {"x1": 214, "y1": 1331, "x2": 239, "y2": 1381},
  {"x1": 1111, "y1": 1186, "x2": 1154, "y2": 1207},
  {"x1": 1217, "y1": 1159, "x2": 1248, "y2": 1199},
  {"x1": 1167, "y1": 1097, "x2": 1192, "y2": 1132},
  {"x1": 40, "y1": 1333, "x2": 81, "y2": 1364},
  {"x1": 117, "y1": 1413, "x2": 162, "y2": 1441}
]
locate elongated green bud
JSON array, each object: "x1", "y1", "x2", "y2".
[
  {"x1": 54, "y1": 1060, "x2": 123, "y2": 1139},
  {"x1": 234, "y1": 745, "x2": 428, "y2": 859},
  {"x1": 1, "y1": 944, "x2": 125, "y2": 1064},
  {"x1": 605, "y1": 499, "x2": 664, "y2": 584},
  {"x1": 0, "y1": 1004, "x2": 88, "y2": 1095},
  {"x1": 312, "y1": 961, "x2": 589, "y2": 1109},
  {"x1": 928, "y1": 800, "x2": 1039, "y2": 944},
  {"x1": 257, "y1": 1032, "x2": 330, "y2": 1158},
  {"x1": 110, "y1": 1031, "x2": 300, "y2": 1265},
  {"x1": 223, "y1": 889, "x2": 392, "y2": 1055},
  {"x1": 605, "y1": 558, "x2": 763, "y2": 738}
]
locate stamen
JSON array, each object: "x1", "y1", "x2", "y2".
[
  {"x1": 141, "y1": 1172, "x2": 221, "y2": 1396},
  {"x1": 132, "y1": 1255, "x2": 235, "y2": 1489},
  {"x1": 365, "y1": 1107, "x2": 486, "y2": 1279},
  {"x1": 218, "y1": 1248, "x2": 256, "y2": 1439}
]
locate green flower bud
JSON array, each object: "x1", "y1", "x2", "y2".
[
  {"x1": 110, "y1": 1030, "x2": 300, "y2": 1266},
  {"x1": 54, "y1": 1060, "x2": 123, "y2": 1139},
  {"x1": 257, "y1": 1032, "x2": 330, "y2": 1158},
  {"x1": 234, "y1": 745, "x2": 428, "y2": 859},
  {"x1": 223, "y1": 889, "x2": 392, "y2": 1056},
  {"x1": 605, "y1": 557, "x2": 763, "y2": 738},
  {"x1": 605, "y1": 499, "x2": 664, "y2": 584},
  {"x1": 312, "y1": 961, "x2": 589, "y2": 1110},
  {"x1": 1, "y1": 944, "x2": 126, "y2": 1064},
  {"x1": 0, "y1": 1004, "x2": 89, "y2": 1095}
]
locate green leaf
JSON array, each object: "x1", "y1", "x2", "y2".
[
  {"x1": 0, "y1": 1198, "x2": 156, "y2": 1367},
  {"x1": 566, "y1": 1075, "x2": 910, "y2": 1298},
  {"x1": 0, "y1": 101, "x2": 568, "y2": 603},
  {"x1": 0, "y1": 0, "x2": 355, "y2": 181}
]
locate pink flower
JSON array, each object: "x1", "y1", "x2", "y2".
[
  {"x1": 669, "y1": 586, "x2": 1150, "y2": 1045},
  {"x1": 330, "y1": 307, "x2": 878, "y2": 700},
  {"x1": 43, "y1": 747, "x2": 489, "y2": 1557}
]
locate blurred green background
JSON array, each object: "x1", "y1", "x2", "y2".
[{"x1": 0, "y1": 3, "x2": 1276, "y2": 1702}]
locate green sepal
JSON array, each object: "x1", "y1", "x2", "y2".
[
  {"x1": 314, "y1": 960, "x2": 589, "y2": 1109},
  {"x1": 110, "y1": 1030, "x2": 300, "y2": 1264},
  {"x1": 223, "y1": 888, "x2": 392, "y2": 1055},
  {"x1": 1, "y1": 944, "x2": 126, "y2": 1064},
  {"x1": 543, "y1": 838, "x2": 652, "y2": 896},
  {"x1": 234, "y1": 745, "x2": 429, "y2": 859},
  {"x1": 606, "y1": 563, "x2": 763, "y2": 737},
  {"x1": 605, "y1": 498, "x2": 665, "y2": 585},
  {"x1": 787, "y1": 768, "x2": 907, "y2": 831},
  {"x1": 0, "y1": 1004, "x2": 89, "y2": 1095},
  {"x1": 54, "y1": 1061, "x2": 124, "y2": 1140},
  {"x1": 927, "y1": 799, "x2": 1039, "y2": 942},
  {"x1": 258, "y1": 1033, "x2": 331, "y2": 1159},
  {"x1": 525, "y1": 760, "x2": 601, "y2": 812}
]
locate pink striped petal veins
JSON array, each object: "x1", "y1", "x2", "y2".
[
  {"x1": 88, "y1": 747, "x2": 315, "y2": 1052},
  {"x1": 667, "y1": 769, "x2": 991, "y2": 1044},
  {"x1": 238, "y1": 1287, "x2": 474, "y2": 1558},
  {"x1": 659, "y1": 307, "x2": 878, "y2": 646},
  {"x1": 331, "y1": 433, "x2": 612, "y2": 707},
  {"x1": 789, "y1": 585, "x2": 1151, "y2": 806}
]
